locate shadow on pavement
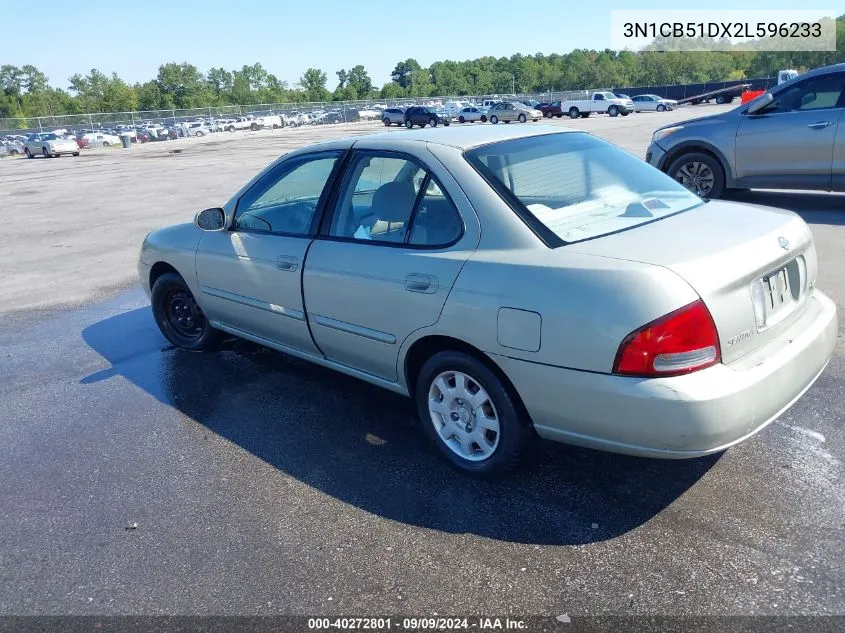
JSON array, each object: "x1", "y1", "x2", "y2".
[
  {"x1": 81, "y1": 307, "x2": 719, "y2": 546},
  {"x1": 724, "y1": 190, "x2": 845, "y2": 226}
]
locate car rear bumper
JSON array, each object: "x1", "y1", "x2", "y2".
[{"x1": 495, "y1": 289, "x2": 838, "y2": 458}]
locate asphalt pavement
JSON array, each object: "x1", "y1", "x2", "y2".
[{"x1": 0, "y1": 106, "x2": 843, "y2": 620}]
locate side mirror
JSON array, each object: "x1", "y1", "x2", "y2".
[
  {"x1": 747, "y1": 92, "x2": 773, "y2": 115},
  {"x1": 194, "y1": 207, "x2": 225, "y2": 231}
]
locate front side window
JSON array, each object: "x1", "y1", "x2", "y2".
[
  {"x1": 762, "y1": 73, "x2": 845, "y2": 113},
  {"x1": 465, "y1": 132, "x2": 702, "y2": 245},
  {"x1": 234, "y1": 153, "x2": 339, "y2": 235},
  {"x1": 594, "y1": 94, "x2": 605, "y2": 101}
]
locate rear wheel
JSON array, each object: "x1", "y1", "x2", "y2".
[
  {"x1": 102, "y1": 141, "x2": 110, "y2": 147},
  {"x1": 405, "y1": 119, "x2": 413, "y2": 129},
  {"x1": 429, "y1": 117, "x2": 437, "y2": 127},
  {"x1": 580, "y1": 112, "x2": 590, "y2": 118},
  {"x1": 73, "y1": 152, "x2": 80, "y2": 156},
  {"x1": 383, "y1": 118, "x2": 391, "y2": 126},
  {"x1": 480, "y1": 115, "x2": 487, "y2": 122},
  {"x1": 568, "y1": 107, "x2": 579, "y2": 119},
  {"x1": 545, "y1": 111, "x2": 553, "y2": 118},
  {"x1": 667, "y1": 151, "x2": 726, "y2": 199},
  {"x1": 151, "y1": 272, "x2": 221, "y2": 351},
  {"x1": 415, "y1": 351, "x2": 533, "y2": 475},
  {"x1": 458, "y1": 116, "x2": 465, "y2": 123}
]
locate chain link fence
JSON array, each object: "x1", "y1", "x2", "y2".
[{"x1": 0, "y1": 78, "x2": 775, "y2": 135}]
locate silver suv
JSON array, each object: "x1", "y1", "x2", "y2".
[{"x1": 646, "y1": 63, "x2": 845, "y2": 199}]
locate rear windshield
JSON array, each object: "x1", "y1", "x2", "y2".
[{"x1": 464, "y1": 132, "x2": 703, "y2": 245}]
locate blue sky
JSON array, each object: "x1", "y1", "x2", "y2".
[{"x1": 3, "y1": 0, "x2": 821, "y2": 90}]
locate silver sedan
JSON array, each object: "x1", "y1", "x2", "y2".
[
  {"x1": 138, "y1": 125, "x2": 837, "y2": 475},
  {"x1": 24, "y1": 133, "x2": 80, "y2": 158}
]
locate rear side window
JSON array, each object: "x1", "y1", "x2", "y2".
[
  {"x1": 465, "y1": 132, "x2": 702, "y2": 246},
  {"x1": 329, "y1": 153, "x2": 463, "y2": 248}
]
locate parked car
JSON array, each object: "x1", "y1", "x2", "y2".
[
  {"x1": 138, "y1": 124, "x2": 837, "y2": 475},
  {"x1": 3, "y1": 138, "x2": 24, "y2": 155},
  {"x1": 185, "y1": 122, "x2": 209, "y2": 137},
  {"x1": 631, "y1": 94, "x2": 677, "y2": 112},
  {"x1": 539, "y1": 101, "x2": 564, "y2": 118},
  {"x1": 252, "y1": 114, "x2": 284, "y2": 129},
  {"x1": 487, "y1": 102, "x2": 542, "y2": 124},
  {"x1": 559, "y1": 92, "x2": 634, "y2": 118},
  {"x1": 646, "y1": 62, "x2": 845, "y2": 199},
  {"x1": 144, "y1": 123, "x2": 169, "y2": 140},
  {"x1": 382, "y1": 107, "x2": 406, "y2": 126},
  {"x1": 404, "y1": 106, "x2": 451, "y2": 128},
  {"x1": 318, "y1": 111, "x2": 344, "y2": 125},
  {"x1": 457, "y1": 106, "x2": 487, "y2": 123},
  {"x1": 82, "y1": 131, "x2": 121, "y2": 147},
  {"x1": 24, "y1": 133, "x2": 80, "y2": 158}
]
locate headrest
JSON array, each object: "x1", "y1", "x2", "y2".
[{"x1": 370, "y1": 180, "x2": 417, "y2": 222}]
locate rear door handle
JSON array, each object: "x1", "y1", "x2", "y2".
[
  {"x1": 277, "y1": 255, "x2": 299, "y2": 271},
  {"x1": 807, "y1": 121, "x2": 833, "y2": 129},
  {"x1": 404, "y1": 273, "x2": 438, "y2": 294}
]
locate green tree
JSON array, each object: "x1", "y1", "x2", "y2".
[
  {"x1": 299, "y1": 67, "x2": 329, "y2": 101},
  {"x1": 156, "y1": 62, "x2": 208, "y2": 109},
  {"x1": 391, "y1": 59, "x2": 421, "y2": 89}
]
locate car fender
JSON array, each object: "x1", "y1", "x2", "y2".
[
  {"x1": 139, "y1": 222, "x2": 205, "y2": 300},
  {"x1": 658, "y1": 138, "x2": 737, "y2": 188}
]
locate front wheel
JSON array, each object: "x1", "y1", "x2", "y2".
[
  {"x1": 429, "y1": 118, "x2": 437, "y2": 128},
  {"x1": 383, "y1": 118, "x2": 391, "y2": 126},
  {"x1": 656, "y1": 104, "x2": 666, "y2": 112},
  {"x1": 73, "y1": 152, "x2": 80, "y2": 156},
  {"x1": 42, "y1": 147, "x2": 51, "y2": 158},
  {"x1": 608, "y1": 105, "x2": 619, "y2": 117},
  {"x1": 518, "y1": 113, "x2": 526, "y2": 123},
  {"x1": 667, "y1": 151, "x2": 726, "y2": 199},
  {"x1": 25, "y1": 148, "x2": 33, "y2": 159},
  {"x1": 151, "y1": 272, "x2": 221, "y2": 351},
  {"x1": 490, "y1": 115, "x2": 499, "y2": 124},
  {"x1": 102, "y1": 141, "x2": 110, "y2": 147},
  {"x1": 415, "y1": 351, "x2": 533, "y2": 475},
  {"x1": 621, "y1": 111, "x2": 629, "y2": 116},
  {"x1": 480, "y1": 115, "x2": 487, "y2": 122},
  {"x1": 405, "y1": 119, "x2": 413, "y2": 129},
  {"x1": 458, "y1": 116, "x2": 465, "y2": 123}
]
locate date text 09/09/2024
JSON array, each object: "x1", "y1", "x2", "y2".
[
  {"x1": 307, "y1": 617, "x2": 528, "y2": 630},
  {"x1": 622, "y1": 22, "x2": 823, "y2": 39}
]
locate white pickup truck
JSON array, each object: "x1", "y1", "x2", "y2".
[
  {"x1": 559, "y1": 92, "x2": 635, "y2": 119},
  {"x1": 216, "y1": 116, "x2": 255, "y2": 132}
]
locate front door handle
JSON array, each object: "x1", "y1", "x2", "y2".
[
  {"x1": 807, "y1": 121, "x2": 833, "y2": 129},
  {"x1": 277, "y1": 255, "x2": 299, "y2": 271},
  {"x1": 404, "y1": 273, "x2": 438, "y2": 294}
]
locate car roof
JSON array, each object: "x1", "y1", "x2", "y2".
[{"x1": 320, "y1": 124, "x2": 577, "y2": 151}]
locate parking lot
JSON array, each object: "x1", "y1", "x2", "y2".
[{"x1": 1, "y1": 105, "x2": 843, "y2": 618}]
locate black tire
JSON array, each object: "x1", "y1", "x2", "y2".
[
  {"x1": 716, "y1": 95, "x2": 727, "y2": 105},
  {"x1": 544, "y1": 111, "x2": 553, "y2": 118},
  {"x1": 73, "y1": 152, "x2": 80, "y2": 156},
  {"x1": 518, "y1": 113, "x2": 526, "y2": 123},
  {"x1": 656, "y1": 104, "x2": 666, "y2": 112},
  {"x1": 383, "y1": 118, "x2": 391, "y2": 126},
  {"x1": 429, "y1": 117, "x2": 437, "y2": 128},
  {"x1": 444, "y1": 120, "x2": 450, "y2": 126},
  {"x1": 196, "y1": 131, "x2": 204, "y2": 137},
  {"x1": 102, "y1": 141, "x2": 110, "y2": 147},
  {"x1": 480, "y1": 115, "x2": 487, "y2": 122},
  {"x1": 580, "y1": 112, "x2": 590, "y2": 118},
  {"x1": 405, "y1": 119, "x2": 413, "y2": 129},
  {"x1": 228, "y1": 126, "x2": 235, "y2": 132},
  {"x1": 608, "y1": 105, "x2": 619, "y2": 117},
  {"x1": 25, "y1": 148, "x2": 33, "y2": 159},
  {"x1": 490, "y1": 115, "x2": 499, "y2": 124},
  {"x1": 272, "y1": 124, "x2": 279, "y2": 129},
  {"x1": 151, "y1": 272, "x2": 221, "y2": 351},
  {"x1": 458, "y1": 116, "x2": 465, "y2": 123},
  {"x1": 42, "y1": 147, "x2": 51, "y2": 158},
  {"x1": 666, "y1": 151, "x2": 726, "y2": 199},
  {"x1": 415, "y1": 351, "x2": 533, "y2": 476},
  {"x1": 568, "y1": 107, "x2": 579, "y2": 119}
]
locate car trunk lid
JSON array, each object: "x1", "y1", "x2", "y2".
[{"x1": 567, "y1": 200, "x2": 816, "y2": 364}]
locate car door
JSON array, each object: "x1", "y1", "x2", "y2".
[
  {"x1": 303, "y1": 146, "x2": 480, "y2": 381},
  {"x1": 832, "y1": 108, "x2": 845, "y2": 191},
  {"x1": 735, "y1": 72, "x2": 845, "y2": 189},
  {"x1": 194, "y1": 150, "x2": 344, "y2": 356}
]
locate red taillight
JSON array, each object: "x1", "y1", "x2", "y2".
[{"x1": 613, "y1": 299, "x2": 721, "y2": 377}]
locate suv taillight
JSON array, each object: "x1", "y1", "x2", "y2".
[{"x1": 613, "y1": 299, "x2": 721, "y2": 377}]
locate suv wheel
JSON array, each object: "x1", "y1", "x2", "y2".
[
  {"x1": 490, "y1": 115, "x2": 499, "y2": 124},
  {"x1": 383, "y1": 118, "x2": 391, "y2": 126},
  {"x1": 405, "y1": 119, "x2": 413, "y2": 129},
  {"x1": 667, "y1": 151, "x2": 726, "y2": 199},
  {"x1": 518, "y1": 113, "x2": 526, "y2": 123},
  {"x1": 429, "y1": 117, "x2": 437, "y2": 127}
]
